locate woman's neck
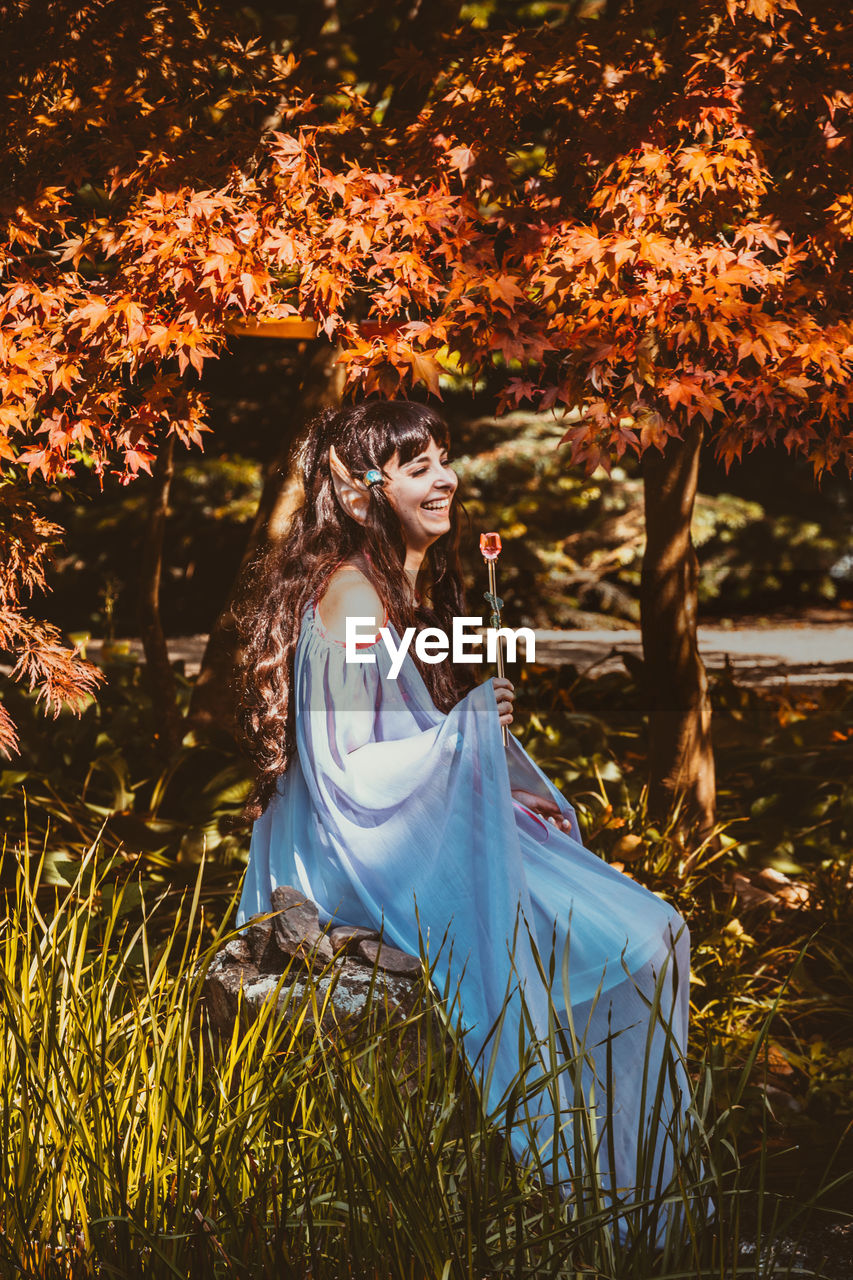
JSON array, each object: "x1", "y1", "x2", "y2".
[
  {"x1": 403, "y1": 546, "x2": 425, "y2": 576},
  {"x1": 403, "y1": 546, "x2": 424, "y2": 602}
]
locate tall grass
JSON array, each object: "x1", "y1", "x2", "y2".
[{"x1": 2, "y1": 834, "x2": 848, "y2": 1278}]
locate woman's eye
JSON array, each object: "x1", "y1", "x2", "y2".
[{"x1": 412, "y1": 458, "x2": 450, "y2": 476}]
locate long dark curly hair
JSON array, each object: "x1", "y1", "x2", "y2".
[{"x1": 233, "y1": 400, "x2": 478, "y2": 820}]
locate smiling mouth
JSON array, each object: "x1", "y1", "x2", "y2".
[{"x1": 421, "y1": 497, "x2": 451, "y2": 511}]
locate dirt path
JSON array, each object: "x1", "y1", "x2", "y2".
[{"x1": 531, "y1": 623, "x2": 853, "y2": 686}]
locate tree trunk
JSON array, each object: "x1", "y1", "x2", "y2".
[
  {"x1": 187, "y1": 341, "x2": 344, "y2": 739},
  {"x1": 639, "y1": 420, "x2": 716, "y2": 835},
  {"x1": 138, "y1": 432, "x2": 183, "y2": 758}
]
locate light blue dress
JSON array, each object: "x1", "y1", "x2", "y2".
[{"x1": 237, "y1": 598, "x2": 691, "y2": 1231}]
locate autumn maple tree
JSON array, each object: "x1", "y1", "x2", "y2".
[{"x1": 2, "y1": 0, "x2": 851, "y2": 831}]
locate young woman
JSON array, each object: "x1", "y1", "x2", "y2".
[{"x1": 232, "y1": 399, "x2": 691, "y2": 1234}]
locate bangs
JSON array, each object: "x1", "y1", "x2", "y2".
[
  {"x1": 349, "y1": 402, "x2": 450, "y2": 470},
  {"x1": 382, "y1": 415, "x2": 450, "y2": 466}
]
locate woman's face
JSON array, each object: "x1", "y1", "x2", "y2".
[{"x1": 381, "y1": 435, "x2": 458, "y2": 556}]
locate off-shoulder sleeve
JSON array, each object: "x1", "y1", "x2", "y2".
[
  {"x1": 292, "y1": 614, "x2": 587, "y2": 937},
  {"x1": 297, "y1": 615, "x2": 577, "y2": 817},
  {"x1": 293, "y1": 620, "x2": 523, "y2": 925}
]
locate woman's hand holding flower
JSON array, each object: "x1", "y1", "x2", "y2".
[{"x1": 491, "y1": 676, "x2": 515, "y2": 727}]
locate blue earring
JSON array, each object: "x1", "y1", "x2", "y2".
[{"x1": 364, "y1": 468, "x2": 384, "y2": 488}]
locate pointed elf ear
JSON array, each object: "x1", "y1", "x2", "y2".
[{"x1": 329, "y1": 443, "x2": 371, "y2": 526}]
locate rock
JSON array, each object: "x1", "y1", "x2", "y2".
[
  {"x1": 357, "y1": 939, "x2": 423, "y2": 977},
  {"x1": 203, "y1": 948, "x2": 260, "y2": 1029},
  {"x1": 325, "y1": 957, "x2": 423, "y2": 1027},
  {"x1": 329, "y1": 925, "x2": 381, "y2": 954},
  {"x1": 270, "y1": 885, "x2": 335, "y2": 966},
  {"x1": 202, "y1": 887, "x2": 434, "y2": 1060},
  {"x1": 223, "y1": 937, "x2": 252, "y2": 964},
  {"x1": 246, "y1": 917, "x2": 282, "y2": 971},
  {"x1": 204, "y1": 948, "x2": 424, "y2": 1039}
]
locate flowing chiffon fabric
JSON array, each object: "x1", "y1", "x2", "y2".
[{"x1": 237, "y1": 600, "x2": 691, "y2": 1227}]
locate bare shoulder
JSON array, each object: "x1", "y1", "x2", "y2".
[{"x1": 316, "y1": 564, "x2": 386, "y2": 642}]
